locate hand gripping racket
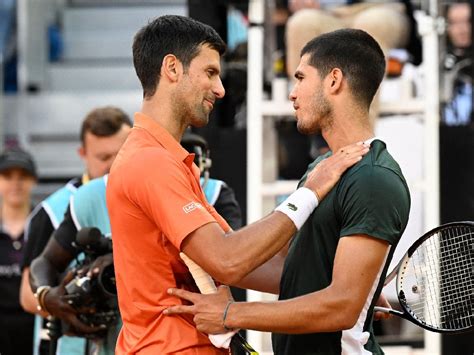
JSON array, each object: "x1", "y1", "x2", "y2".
[
  {"x1": 180, "y1": 253, "x2": 259, "y2": 355},
  {"x1": 374, "y1": 221, "x2": 474, "y2": 333}
]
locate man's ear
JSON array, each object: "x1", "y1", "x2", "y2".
[
  {"x1": 77, "y1": 146, "x2": 86, "y2": 160},
  {"x1": 328, "y1": 68, "x2": 343, "y2": 94},
  {"x1": 162, "y1": 54, "x2": 182, "y2": 82}
]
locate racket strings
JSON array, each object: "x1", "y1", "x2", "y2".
[{"x1": 399, "y1": 225, "x2": 473, "y2": 331}]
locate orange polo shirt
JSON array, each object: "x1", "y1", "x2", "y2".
[{"x1": 107, "y1": 112, "x2": 230, "y2": 354}]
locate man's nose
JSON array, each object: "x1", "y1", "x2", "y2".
[
  {"x1": 213, "y1": 78, "x2": 225, "y2": 99},
  {"x1": 289, "y1": 88, "x2": 296, "y2": 101}
]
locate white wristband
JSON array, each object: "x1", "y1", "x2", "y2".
[{"x1": 274, "y1": 187, "x2": 319, "y2": 230}]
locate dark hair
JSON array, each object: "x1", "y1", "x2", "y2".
[
  {"x1": 80, "y1": 106, "x2": 132, "y2": 145},
  {"x1": 133, "y1": 15, "x2": 226, "y2": 99},
  {"x1": 301, "y1": 29, "x2": 386, "y2": 108}
]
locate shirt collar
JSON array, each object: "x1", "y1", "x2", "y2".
[
  {"x1": 364, "y1": 136, "x2": 381, "y2": 146},
  {"x1": 134, "y1": 112, "x2": 191, "y2": 163}
]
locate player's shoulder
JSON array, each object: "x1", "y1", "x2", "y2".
[
  {"x1": 127, "y1": 145, "x2": 181, "y2": 172},
  {"x1": 347, "y1": 140, "x2": 405, "y2": 181}
]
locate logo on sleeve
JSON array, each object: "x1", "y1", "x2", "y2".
[
  {"x1": 183, "y1": 202, "x2": 203, "y2": 214},
  {"x1": 287, "y1": 203, "x2": 297, "y2": 211}
]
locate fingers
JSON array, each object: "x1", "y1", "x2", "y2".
[
  {"x1": 167, "y1": 287, "x2": 199, "y2": 302},
  {"x1": 60, "y1": 271, "x2": 76, "y2": 285},
  {"x1": 163, "y1": 304, "x2": 195, "y2": 316},
  {"x1": 86, "y1": 253, "x2": 113, "y2": 277},
  {"x1": 216, "y1": 285, "x2": 233, "y2": 300},
  {"x1": 373, "y1": 310, "x2": 391, "y2": 321},
  {"x1": 164, "y1": 288, "x2": 197, "y2": 315},
  {"x1": 66, "y1": 315, "x2": 106, "y2": 334},
  {"x1": 331, "y1": 142, "x2": 369, "y2": 167},
  {"x1": 303, "y1": 141, "x2": 369, "y2": 201},
  {"x1": 335, "y1": 141, "x2": 369, "y2": 156}
]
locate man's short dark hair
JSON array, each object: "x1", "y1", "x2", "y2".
[
  {"x1": 80, "y1": 106, "x2": 132, "y2": 145},
  {"x1": 301, "y1": 29, "x2": 386, "y2": 108},
  {"x1": 132, "y1": 15, "x2": 226, "y2": 99}
]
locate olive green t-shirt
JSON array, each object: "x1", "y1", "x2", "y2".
[{"x1": 272, "y1": 140, "x2": 411, "y2": 355}]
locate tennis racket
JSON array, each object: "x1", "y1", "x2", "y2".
[
  {"x1": 374, "y1": 221, "x2": 474, "y2": 333},
  {"x1": 180, "y1": 253, "x2": 259, "y2": 355}
]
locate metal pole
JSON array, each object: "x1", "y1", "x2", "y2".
[
  {"x1": 418, "y1": 2, "x2": 442, "y2": 353},
  {"x1": 246, "y1": 0, "x2": 265, "y2": 351}
]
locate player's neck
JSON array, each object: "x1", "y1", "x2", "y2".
[
  {"x1": 141, "y1": 97, "x2": 187, "y2": 142},
  {"x1": 323, "y1": 109, "x2": 373, "y2": 153}
]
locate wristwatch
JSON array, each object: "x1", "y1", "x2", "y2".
[{"x1": 34, "y1": 285, "x2": 51, "y2": 313}]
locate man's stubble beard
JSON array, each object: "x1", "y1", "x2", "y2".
[
  {"x1": 173, "y1": 89, "x2": 210, "y2": 128},
  {"x1": 297, "y1": 89, "x2": 333, "y2": 135}
]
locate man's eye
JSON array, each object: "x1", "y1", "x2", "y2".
[{"x1": 98, "y1": 155, "x2": 111, "y2": 162}]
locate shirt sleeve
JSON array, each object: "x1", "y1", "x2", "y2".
[
  {"x1": 338, "y1": 165, "x2": 410, "y2": 245},
  {"x1": 53, "y1": 206, "x2": 80, "y2": 256},
  {"x1": 21, "y1": 206, "x2": 55, "y2": 269},
  {"x1": 126, "y1": 149, "x2": 220, "y2": 250}
]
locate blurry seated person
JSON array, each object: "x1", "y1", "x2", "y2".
[
  {"x1": 286, "y1": 0, "x2": 421, "y2": 129},
  {"x1": 443, "y1": 1, "x2": 472, "y2": 126}
]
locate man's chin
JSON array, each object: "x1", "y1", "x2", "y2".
[
  {"x1": 191, "y1": 116, "x2": 209, "y2": 128},
  {"x1": 297, "y1": 122, "x2": 319, "y2": 136}
]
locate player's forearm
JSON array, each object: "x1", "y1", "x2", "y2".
[
  {"x1": 234, "y1": 253, "x2": 285, "y2": 294},
  {"x1": 208, "y1": 212, "x2": 295, "y2": 285},
  {"x1": 225, "y1": 287, "x2": 359, "y2": 333}
]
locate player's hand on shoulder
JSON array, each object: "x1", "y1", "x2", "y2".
[{"x1": 304, "y1": 141, "x2": 369, "y2": 201}]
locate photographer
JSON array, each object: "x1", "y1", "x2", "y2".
[
  {"x1": 20, "y1": 107, "x2": 131, "y2": 354},
  {"x1": 29, "y1": 175, "x2": 118, "y2": 354}
]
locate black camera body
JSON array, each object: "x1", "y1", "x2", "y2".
[{"x1": 64, "y1": 227, "x2": 118, "y2": 329}]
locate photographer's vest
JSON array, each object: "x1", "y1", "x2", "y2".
[
  {"x1": 201, "y1": 177, "x2": 224, "y2": 206},
  {"x1": 69, "y1": 175, "x2": 115, "y2": 355},
  {"x1": 70, "y1": 175, "x2": 111, "y2": 236},
  {"x1": 34, "y1": 179, "x2": 87, "y2": 355}
]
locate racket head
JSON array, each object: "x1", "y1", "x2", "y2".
[{"x1": 395, "y1": 221, "x2": 474, "y2": 333}]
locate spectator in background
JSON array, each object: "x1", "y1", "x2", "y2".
[
  {"x1": 286, "y1": 0, "x2": 417, "y2": 76},
  {"x1": 443, "y1": 1, "x2": 472, "y2": 126},
  {"x1": 446, "y1": 2, "x2": 471, "y2": 63},
  {"x1": 0, "y1": 148, "x2": 37, "y2": 355},
  {"x1": 283, "y1": 0, "x2": 421, "y2": 166},
  {"x1": 285, "y1": 0, "x2": 421, "y2": 129},
  {"x1": 440, "y1": 4, "x2": 474, "y2": 354}
]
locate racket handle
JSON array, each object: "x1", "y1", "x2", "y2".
[
  {"x1": 179, "y1": 253, "x2": 237, "y2": 350},
  {"x1": 232, "y1": 333, "x2": 260, "y2": 355},
  {"x1": 180, "y1": 253, "x2": 217, "y2": 294},
  {"x1": 373, "y1": 306, "x2": 410, "y2": 320}
]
